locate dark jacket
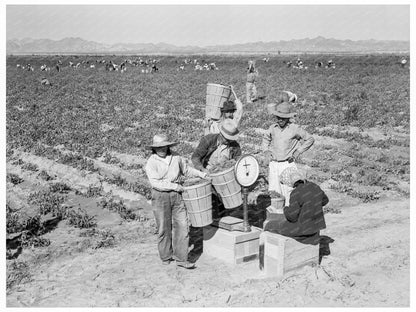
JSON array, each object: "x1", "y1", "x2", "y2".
[
  {"x1": 282, "y1": 181, "x2": 328, "y2": 236},
  {"x1": 191, "y1": 133, "x2": 241, "y2": 171}
]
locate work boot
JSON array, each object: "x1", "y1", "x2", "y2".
[
  {"x1": 176, "y1": 261, "x2": 196, "y2": 269},
  {"x1": 162, "y1": 258, "x2": 173, "y2": 265}
]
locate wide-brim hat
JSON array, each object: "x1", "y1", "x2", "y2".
[
  {"x1": 147, "y1": 134, "x2": 178, "y2": 149},
  {"x1": 269, "y1": 101, "x2": 297, "y2": 118},
  {"x1": 219, "y1": 119, "x2": 239, "y2": 141}
]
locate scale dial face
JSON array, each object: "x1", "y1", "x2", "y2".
[{"x1": 234, "y1": 154, "x2": 260, "y2": 187}]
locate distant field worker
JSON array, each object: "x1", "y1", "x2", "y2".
[
  {"x1": 276, "y1": 90, "x2": 297, "y2": 104},
  {"x1": 145, "y1": 133, "x2": 209, "y2": 269},
  {"x1": 262, "y1": 102, "x2": 314, "y2": 205},
  {"x1": 204, "y1": 86, "x2": 243, "y2": 135},
  {"x1": 263, "y1": 167, "x2": 328, "y2": 245},
  {"x1": 246, "y1": 60, "x2": 258, "y2": 104},
  {"x1": 41, "y1": 77, "x2": 52, "y2": 86}
]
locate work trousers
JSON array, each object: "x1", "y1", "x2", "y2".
[
  {"x1": 151, "y1": 189, "x2": 189, "y2": 263},
  {"x1": 246, "y1": 82, "x2": 257, "y2": 103},
  {"x1": 268, "y1": 160, "x2": 297, "y2": 206}
]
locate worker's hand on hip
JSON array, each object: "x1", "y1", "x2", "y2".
[
  {"x1": 264, "y1": 151, "x2": 274, "y2": 164},
  {"x1": 176, "y1": 185, "x2": 184, "y2": 193}
]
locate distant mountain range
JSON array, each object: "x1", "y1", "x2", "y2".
[{"x1": 6, "y1": 36, "x2": 410, "y2": 54}]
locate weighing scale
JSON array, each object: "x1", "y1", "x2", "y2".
[{"x1": 215, "y1": 154, "x2": 260, "y2": 233}]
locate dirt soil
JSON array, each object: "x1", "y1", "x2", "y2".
[
  {"x1": 6, "y1": 193, "x2": 410, "y2": 307},
  {"x1": 5, "y1": 133, "x2": 410, "y2": 307}
]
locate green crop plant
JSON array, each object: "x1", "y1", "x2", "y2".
[
  {"x1": 49, "y1": 182, "x2": 72, "y2": 193},
  {"x1": 21, "y1": 162, "x2": 39, "y2": 172},
  {"x1": 6, "y1": 173, "x2": 24, "y2": 185},
  {"x1": 7, "y1": 260, "x2": 32, "y2": 290},
  {"x1": 28, "y1": 190, "x2": 66, "y2": 216},
  {"x1": 67, "y1": 206, "x2": 97, "y2": 228},
  {"x1": 98, "y1": 195, "x2": 138, "y2": 221}
]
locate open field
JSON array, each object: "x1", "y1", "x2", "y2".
[{"x1": 6, "y1": 54, "x2": 410, "y2": 307}]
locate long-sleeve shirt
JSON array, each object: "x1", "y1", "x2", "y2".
[
  {"x1": 283, "y1": 181, "x2": 328, "y2": 235},
  {"x1": 204, "y1": 98, "x2": 243, "y2": 135},
  {"x1": 192, "y1": 133, "x2": 242, "y2": 171},
  {"x1": 145, "y1": 153, "x2": 206, "y2": 192},
  {"x1": 262, "y1": 123, "x2": 314, "y2": 161}
]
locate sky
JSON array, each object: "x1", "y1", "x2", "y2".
[{"x1": 5, "y1": 3, "x2": 411, "y2": 46}]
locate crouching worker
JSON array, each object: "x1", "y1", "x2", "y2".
[
  {"x1": 263, "y1": 167, "x2": 329, "y2": 245},
  {"x1": 145, "y1": 134, "x2": 209, "y2": 269}
]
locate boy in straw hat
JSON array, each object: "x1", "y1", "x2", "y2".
[
  {"x1": 262, "y1": 102, "x2": 314, "y2": 206},
  {"x1": 145, "y1": 133, "x2": 210, "y2": 269},
  {"x1": 204, "y1": 85, "x2": 243, "y2": 135},
  {"x1": 264, "y1": 167, "x2": 328, "y2": 245},
  {"x1": 193, "y1": 119, "x2": 242, "y2": 172}
]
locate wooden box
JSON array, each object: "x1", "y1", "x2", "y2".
[
  {"x1": 263, "y1": 231, "x2": 319, "y2": 278},
  {"x1": 203, "y1": 225, "x2": 261, "y2": 264}
]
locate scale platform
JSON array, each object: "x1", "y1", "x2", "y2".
[{"x1": 212, "y1": 216, "x2": 245, "y2": 231}]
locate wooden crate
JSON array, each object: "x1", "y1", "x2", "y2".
[
  {"x1": 203, "y1": 225, "x2": 261, "y2": 264},
  {"x1": 263, "y1": 231, "x2": 319, "y2": 278}
]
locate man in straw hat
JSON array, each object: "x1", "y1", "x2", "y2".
[
  {"x1": 262, "y1": 102, "x2": 314, "y2": 206},
  {"x1": 145, "y1": 133, "x2": 210, "y2": 269},
  {"x1": 192, "y1": 119, "x2": 242, "y2": 172},
  {"x1": 263, "y1": 167, "x2": 328, "y2": 245},
  {"x1": 193, "y1": 119, "x2": 242, "y2": 218},
  {"x1": 204, "y1": 85, "x2": 243, "y2": 135}
]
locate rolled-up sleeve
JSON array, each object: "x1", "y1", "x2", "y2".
[
  {"x1": 191, "y1": 137, "x2": 210, "y2": 171},
  {"x1": 294, "y1": 126, "x2": 314, "y2": 156}
]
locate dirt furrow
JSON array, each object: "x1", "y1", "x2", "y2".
[{"x1": 11, "y1": 150, "x2": 153, "y2": 212}]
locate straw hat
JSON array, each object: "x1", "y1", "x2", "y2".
[
  {"x1": 219, "y1": 119, "x2": 239, "y2": 141},
  {"x1": 280, "y1": 167, "x2": 305, "y2": 187},
  {"x1": 269, "y1": 102, "x2": 297, "y2": 118},
  {"x1": 147, "y1": 134, "x2": 178, "y2": 149}
]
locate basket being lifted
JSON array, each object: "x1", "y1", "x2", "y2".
[
  {"x1": 209, "y1": 165, "x2": 243, "y2": 209},
  {"x1": 206, "y1": 83, "x2": 232, "y2": 120}
]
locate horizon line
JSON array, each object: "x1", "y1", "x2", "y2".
[{"x1": 7, "y1": 36, "x2": 411, "y2": 48}]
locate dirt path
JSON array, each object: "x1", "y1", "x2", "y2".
[{"x1": 6, "y1": 195, "x2": 409, "y2": 307}]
